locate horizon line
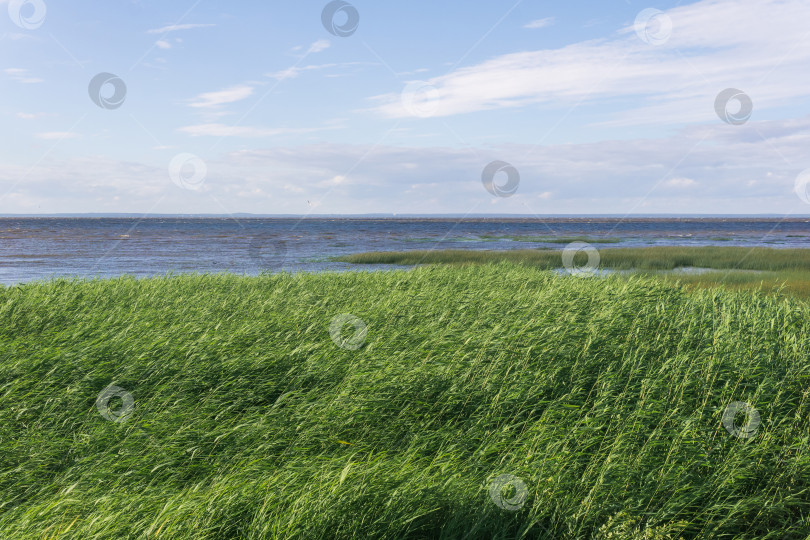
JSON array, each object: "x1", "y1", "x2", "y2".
[{"x1": 1, "y1": 213, "x2": 809, "y2": 219}]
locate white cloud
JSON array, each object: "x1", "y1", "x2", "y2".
[
  {"x1": 4, "y1": 113, "x2": 810, "y2": 213},
  {"x1": 5, "y1": 68, "x2": 42, "y2": 84},
  {"x1": 155, "y1": 40, "x2": 171, "y2": 49},
  {"x1": 146, "y1": 23, "x2": 215, "y2": 34},
  {"x1": 372, "y1": 0, "x2": 810, "y2": 124},
  {"x1": 177, "y1": 124, "x2": 334, "y2": 138},
  {"x1": 4, "y1": 0, "x2": 810, "y2": 215},
  {"x1": 524, "y1": 17, "x2": 555, "y2": 29},
  {"x1": 288, "y1": 40, "x2": 331, "y2": 55},
  {"x1": 330, "y1": 175, "x2": 347, "y2": 185},
  {"x1": 308, "y1": 39, "x2": 331, "y2": 53},
  {"x1": 36, "y1": 132, "x2": 79, "y2": 140},
  {"x1": 178, "y1": 124, "x2": 285, "y2": 137},
  {"x1": 2, "y1": 32, "x2": 33, "y2": 40},
  {"x1": 266, "y1": 61, "x2": 376, "y2": 81},
  {"x1": 188, "y1": 85, "x2": 254, "y2": 108},
  {"x1": 17, "y1": 112, "x2": 47, "y2": 120},
  {"x1": 193, "y1": 114, "x2": 810, "y2": 212},
  {"x1": 267, "y1": 64, "x2": 332, "y2": 81},
  {"x1": 664, "y1": 177, "x2": 698, "y2": 188}
]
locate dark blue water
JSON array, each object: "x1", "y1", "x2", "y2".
[{"x1": 1, "y1": 217, "x2": 809, "y2": 284}]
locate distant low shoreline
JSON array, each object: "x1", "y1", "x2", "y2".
[{"x1": 2, "y1": 214, "x2": 810, "y2": 221}]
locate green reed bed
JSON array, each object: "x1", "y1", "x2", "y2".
[
  {"x1": 1, "y1": 265, "x2": 809, "y2": 538},
  {"x1": 336, "y1": 246, "x2": 810, "y2": 271},
  {"x1": 335, "y1": 246, "x2": 810, "y2": 300},
  {"x1": 654, "y1": 270, "x2": 810, "y2": 301}
]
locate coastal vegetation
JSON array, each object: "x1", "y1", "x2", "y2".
[
  {"x1": 336, "y1": 246, "x2": 810, "y2": 299},
  {"x1": 1, "y1": 265, "x2": 808, "y2": 538}
]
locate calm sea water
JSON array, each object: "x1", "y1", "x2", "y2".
[{"x1": 1, "y1": 217, "x2": 808, "y2": 285}]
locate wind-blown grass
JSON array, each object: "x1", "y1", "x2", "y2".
[
  {"x1": 1, "y1": 266, "x2": 809, "y2": 538},
  {"x1": 335, "y1": 246, "x2": 810, "y2": 271},
  {"x1": 335, "y1": 246, "x2": 810, "y2": 300},
  {"x1": 654, "y1": 269, "x2": 810, "y2": 300}
]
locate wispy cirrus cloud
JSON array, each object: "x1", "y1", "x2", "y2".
[
  {"x1": 17, "y1": 112, "x2": 48, "y2": 120},
  {"x1": 1, "y1": 32, "x2": 34, "y2": 40},
  {"x1": 5, "y1": 68, "x2": 42, "y2": 84},
  {"x1": 372, "y1": 0, "x2": 810, "y2": 125},
  {"x1": 178, "y1": 124, "x2": 285, "y2": 137},
  {"x1": 146, "y1": 23, "x2": 215, "y2": 34},
  {"x1": 308, "y1": 39, "x2": 331, "y2": 53},
  {"x1": 290, "y1": 39, "x2": 332, "y2": 55},
  {"x1": 37, "y1": 131, "x2": 79, "y2": 140},
  {"x1": 177, "y1": 123, "x2": 337, "y2": 138},
  {"x1": 188, "y1": 85, "x2": 255, "y2": 108},
  {"x1": 267, "y1": 61, "x2": 377, "y2": 81},
  {"x1": 524, "y1": 17, "x2": 555, "y2": 29}
]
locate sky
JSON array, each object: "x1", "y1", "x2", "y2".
[{"x1": 2, "y1": 0, "x2": 810, "y2": 215}]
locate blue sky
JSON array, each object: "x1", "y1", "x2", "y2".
[{"x1": 2, "y1": 0, "x2": 810, "y2": 214}]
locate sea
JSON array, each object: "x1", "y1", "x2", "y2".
[{"x1": 0, "y1": 216, "x2": 808, "y2": 285}]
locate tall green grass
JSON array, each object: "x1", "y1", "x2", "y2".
[
  {"x1": 336, "y1": 246, "x2": 810, "y2": 272},
  {"x1": 336, "y1": 246, "x2": 810, "y2": 300},
  {"x1": 1, "y1": 266, "x2": 809, "y2": 538},
  {"x1": 655, "y1": 269, "x2": 810, "y2": 299}
]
